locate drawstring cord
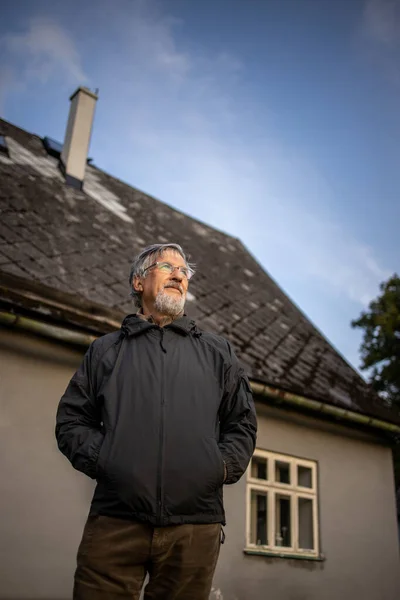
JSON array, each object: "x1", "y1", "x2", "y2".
[
  {"x1": 159, "y1": 329, "x2": 167, "y2": 353},
  {"x1": 190, "y1": 321, "x2": 202, "y2": 339}
]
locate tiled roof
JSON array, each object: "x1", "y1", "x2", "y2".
[{"x1": 0, "y1": 118, "x2": 399, "y2": 426}]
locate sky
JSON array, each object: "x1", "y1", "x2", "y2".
[{"x1": 1, "y1": 0, "x2": 399, "y2": 373}]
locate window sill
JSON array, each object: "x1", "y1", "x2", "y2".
[{"x1": 244, "y1": 548, "x2": 325, "y2": 562}]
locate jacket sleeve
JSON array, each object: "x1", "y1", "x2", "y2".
[
  {"x1": 218, "y1": 344, "x2": 257, "y2": 485},
  {"x1": 55, "y1": 342, "x2": 104, "y2": 479}
]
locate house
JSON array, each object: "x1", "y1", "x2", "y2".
[{"x1": 0, "y1": 87, "x2": 399, "y2": 600}]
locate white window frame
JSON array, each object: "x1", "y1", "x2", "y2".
[{"x1": 246, "y1": 449, "x2": 319, "y2": 558}]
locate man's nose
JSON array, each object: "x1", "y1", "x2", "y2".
[{"x1": 171, "y1": 268, "x2": 184, "y2": 281}]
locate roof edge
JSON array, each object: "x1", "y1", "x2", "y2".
[
  {"x1": 0, "y1": 272, "x2": 124, "y2": 334},
  {"x1": 236, "y1": 238, "x2": 366, "y2": 383},
  {"x1": 0, "y1": 310, "x2": 97, "y2": 347},
  {"x1": 251, "y1": 381, "x2": 400, "y2": 435}
]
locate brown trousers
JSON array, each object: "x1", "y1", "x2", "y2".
[{"x1": 73, "y1": 515, "x2": 222, "y2": 600}]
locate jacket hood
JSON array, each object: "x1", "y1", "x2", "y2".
[{"x1": 120, "y1": 314, "x2": 201, "y2": 338}]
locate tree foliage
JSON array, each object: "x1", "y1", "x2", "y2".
[{"x1": 352, "y1": 274, "x2": 400, "y2": 406}]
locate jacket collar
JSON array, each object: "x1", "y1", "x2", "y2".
[
  {"x1": 121, "y1": 314, "x2": 200, "y2": 338},
  {"x1": 167, "y1": 316, "x2": 200, "y2": 336},
  {"x1": 120, "y1": 314, "x2": 155, "y2": 337}
]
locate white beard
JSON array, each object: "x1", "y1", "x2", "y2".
[{"x1": 154, "y1": 289, "x2": 185, "y2": 317}]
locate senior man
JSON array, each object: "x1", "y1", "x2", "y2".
[{"x1": 56, "y1": 243, "x2": 257, "y2": 600}]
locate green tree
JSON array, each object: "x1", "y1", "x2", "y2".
[
  {"x1": 352, "y1": 275, "x2": 400, "y2": 492},
  {"x1": 352, "y1": 274, "x2": 400, "y2": 406}
]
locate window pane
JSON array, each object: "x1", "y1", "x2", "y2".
[
  {"x1": 275, "y1": 460, "x2": 290, "y2": 484},
  {"x1": 275, "y1": 494, "x2": 291, "y2": 547},
  {"x1": 298, "y1": 497, "x2": 314, "y2": 550},
  {"x1": 251, "y1": 456, "x2": 268, "y2": 480},
  {"x1": 298, "y1": 465, "x2": 313, "y2": 488},
  {"x1": 250, "y1": 490, "x2": 268, "y2": 546}
]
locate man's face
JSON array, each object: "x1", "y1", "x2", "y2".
[{"x1": 133, "y1": 249, "x2": 189, "y2": 316}]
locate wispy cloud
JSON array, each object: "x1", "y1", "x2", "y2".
[
  {"x1": 127, "y1": 11, "x2": 190, "y2": 82},
  {"x1": 0, "y1": 17, "x2": 87, "y2": 93},
  {"x1": 360, "y1": 0, "x2": 400, "y2": 85},
  {"x1": 260, "y1": 207, "x2": 391, "y2": 307},
  {"x1": 362, "y1": 0, "x2": 400, "y2": 46}
]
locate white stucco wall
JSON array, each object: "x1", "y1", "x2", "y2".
[{"x1": 0, "y1": 327, "x2": 93, "y2": 599}]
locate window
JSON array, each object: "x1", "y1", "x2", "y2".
[
  {"x1": 43, "y1": 136, "x2": 63, "y2": 159},
  {"x1": 246, "y1": 449, "x2": 319, "y2": 558}
]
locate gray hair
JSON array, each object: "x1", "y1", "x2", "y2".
[{"x1": 129, "y1": 243, "x2": 195, "y2": 308}]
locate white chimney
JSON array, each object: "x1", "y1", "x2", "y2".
[{"x1": 60, "y1": 87, "x2": 98, "y2": 189}]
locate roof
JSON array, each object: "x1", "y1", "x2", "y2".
[{"x1": 0, "y1": 117, "x2": 399, "y2": 427}]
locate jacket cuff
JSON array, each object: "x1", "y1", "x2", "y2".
[{"x1": 223, "y1": 459, "x2": 235, "y2": 485}]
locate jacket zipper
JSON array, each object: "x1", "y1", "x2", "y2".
[{"x1": 157, "y1": 327, "x2": 166, "y2": 524}]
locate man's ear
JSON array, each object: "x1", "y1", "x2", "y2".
[{"x1": 133, "y1": 276, "x2": 143, "y2": 292}]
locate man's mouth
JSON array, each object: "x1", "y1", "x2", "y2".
[{"x1": 164, "y1": 284, "x2": 183, "y2": 295}]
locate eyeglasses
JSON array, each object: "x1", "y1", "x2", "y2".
[{"x1": 143, "y1": 261, "x2": 195, "y2": 280}]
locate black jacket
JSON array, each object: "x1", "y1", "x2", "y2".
[{"x1": 56, "y1": 315, "x2": 257, "y2": 526}]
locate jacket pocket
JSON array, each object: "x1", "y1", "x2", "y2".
[
  {"x1": 164, "y1": 436, "x2": 225, "y2": 516},
  {"x1": 208, "y1": 437, "x2": 225, "y2": 490}
]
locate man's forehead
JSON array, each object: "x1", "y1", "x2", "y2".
[{"x1": 159, "y1": 249, "x2": 186, "y2": 264}]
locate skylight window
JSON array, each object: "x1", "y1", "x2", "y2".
[
  {"x1": 43, "y1": 136, "x2": 63, "y2": 159},
  {"x1": 0, "y1": 135, "x2": 9, "y2": 156}
]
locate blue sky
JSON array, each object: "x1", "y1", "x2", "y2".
[{"x1": 1, "y1": 0, "x2": 399, "y2": 372}]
